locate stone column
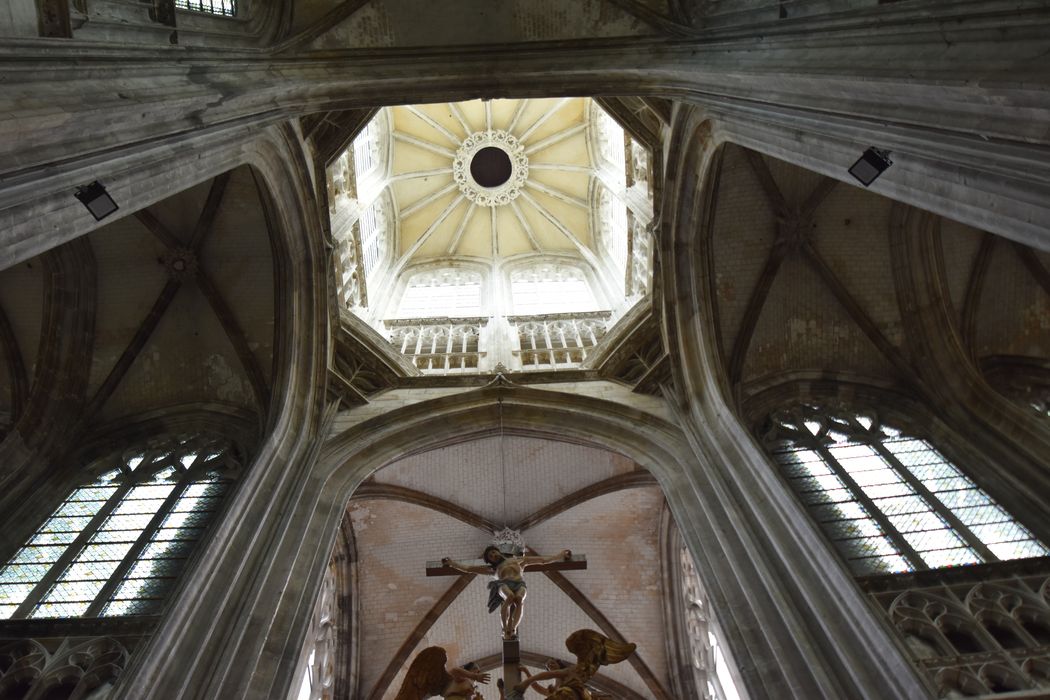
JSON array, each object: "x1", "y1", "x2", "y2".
[
  {"x1": 661, "y1": 106, "x2": 930, "y2": 699},
  {"x1": 108, "y1": 123, "x2": 335, "y2": 700}
]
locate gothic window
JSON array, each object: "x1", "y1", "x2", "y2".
[
  {"x1": 629, "y1": 217, "x2": 654, "y2": 297},
  {"x1": 295, "y1": 564, "x2": 337, "y2": 700},
  {"x1": 593, "y1": 106, "x2": 627, "y2": 173},
  {"x1": 597, "y1": 186, "x2": 629, "y2": 290},
  {"x1": 510, "y1": 264, "x2": 599, "y2": 316},
  {"x1": 359, "y1": 199, "x2": 389, "y2": 281},
  {"x1": 395, "y1": 268, "x2": 483, "y2": 319},
  {"x1": 765, "y1": 405, "x2": 1049, "y2": 576},
  {"x1": 0, "y1": 434, "x2": 238, "y2": 619},
  {"x1": 679, "y1": 546, "x2": 744, "y2": 700},
  {"x1": 352, "y1": 119, "x2": 383, "y2": 183},
  {"x1": 175, "y1": 0, "x2": 236, "y2": 16}
]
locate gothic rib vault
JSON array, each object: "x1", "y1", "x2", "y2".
[
  {"x1": 0, "y1": 2, "x2": 1050, "y2": 700},
  {"x1": 349, "y1": 438, "x2": 673, "y2": 700}
]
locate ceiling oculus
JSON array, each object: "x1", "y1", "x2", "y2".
[
  {"x1": 453, "y1": 130, "x2": 529, "y2": 207},
  {"x1": 470, "y1": 147, "x2": 513, "y2": 187}
]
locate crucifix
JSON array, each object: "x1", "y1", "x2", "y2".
[{"x1": 427, "y1": 539, "x2": 587, "y2": 695}]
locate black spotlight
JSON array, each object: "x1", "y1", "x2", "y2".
[
  {"x1": 848, "y1": 147, "x2": 893, "y2": 187},
  {"x1": 74, "y1": 181, "x2": 119, "y2": 221}
]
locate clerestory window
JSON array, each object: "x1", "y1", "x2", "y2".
[
  {"x1": 175, "y1": 0, "x2": 236, "y2": 16},
  {"x1": 764, "y1": 404, "x2": 1049, "y2": 576},
  {"x1": 0, "y1": 434, "x2": 237, "y2": 619},
  {"x1": 396, "y1": 268, "x2": 483, "y2": 319},
  {"x1": 510, "y1": 264, "x2": 598, "y2": 316}
]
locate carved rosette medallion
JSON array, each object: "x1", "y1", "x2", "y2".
[
  {"x1": 453, "y1": 130, "x2": 529, "y2": 207},
  {"x1": 161, "y1": 247, "x2": 199, "y2": 281}
]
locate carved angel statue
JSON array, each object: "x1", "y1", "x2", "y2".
[
  {"x1": 513, "y1": 629, "x2": 635, "y2": 699},
  {"x1": 394, "y1": 646, "x2": 490, "y2": 700}
]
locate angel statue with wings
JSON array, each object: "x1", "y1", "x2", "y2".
[
  {"x1": 512, "y1": 629, "x2": 635, "y2": 700},
  {"x1": 394, "y1": 647, "x2": 490, "y2": 700}
]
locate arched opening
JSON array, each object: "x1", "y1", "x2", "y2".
[
  {"x1": 330, "y1": 434, "x2": 689, "y2": 699},
  {"x1": 304, "y1": 387, "x2": 753, "y2": 700}
]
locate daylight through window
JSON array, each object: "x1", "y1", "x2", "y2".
[
  {"x1": 765, "y1": 405, "x2": 1048, "y2": 576},
  {"x1": 0, "y1": 435, "x2": 237, "y2": 619},
  {"x1": 511, "y1": 264, "x2": 598, "y2": 316},
  {"x1": 175, "y1": 0, "x2": 236, "y2": 16},
  {"x1": 396, "y1": 269, "x2": 483, "y2": 318}
]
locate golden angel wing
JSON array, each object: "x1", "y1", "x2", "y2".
[
  {"x1": 565, "y1": 629, "x2": 637, "y2": 667},
  {"x1": 394, "y1": 646, "x2": 453, "y2": 700}
]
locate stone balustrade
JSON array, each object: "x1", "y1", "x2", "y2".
[
  {"x1": 385, "y1": 318, "x2": 486, "y2": 374},
  {"x1": 509, "y1": 312, "x2": 612, "y2": 370},
  {"x1": 382, "y1": 311, "x2": 613, "y2": 374},
  {"x1": 859, "y1": 558, "x2": 1050, "y2": 697}
]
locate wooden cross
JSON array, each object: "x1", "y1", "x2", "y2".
[{"x1": 426, "y1": 551, "x2": 587, "y2": 695}]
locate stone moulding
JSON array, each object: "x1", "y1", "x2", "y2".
[
  {"x1": 453, "y1": 130, "x2": 529, "y2": 207},
  {"x1": 861, "y1": 558, "x2": 1050, "y2": 698}
]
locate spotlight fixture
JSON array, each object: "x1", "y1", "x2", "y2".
[
  {"x1": 848, "y1": 147, "x2": 893, "y2": 187},
  {"x1": 74, "y1": 181, "x2": 119, "y2": 221}
]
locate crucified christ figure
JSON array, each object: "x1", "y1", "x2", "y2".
[{"x1": 442, "y1": 546, "x2": 571, "y2": 639}]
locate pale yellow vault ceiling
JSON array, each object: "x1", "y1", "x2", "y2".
[{"x1": 387, "y1": 97, "x2": 599, "y2": 264}]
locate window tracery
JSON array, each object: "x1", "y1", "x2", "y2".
[
  {"x1": 597, "y1": 186, "x2": 629, "y2": 292},
  {"x1": 679, "y1": 546, "x2": 743, "y2": 700},
  {"x1": 333, "y1": 196, "x2": 392, "y2": 312},
  {"x1": 593, "y1": 106, "x2": 627, "y2": 173},
  {"x1": 629, "y1": 217, "x2": 654, "y2": 298},
  {"x1": 175, "y1": 0, "x2": 235, "y2": 16},
  {"x1": 359, "y1": 198, "x2": 390, "y2": 282},
  {"x1": 510, "y1": 263, "x2": 598, "y2": 316},
  {"x1": 295, "y1": 563, "x2": 337, "y2": 700},
  {"x1": 395, "y1": 268, "x2": 483, "y2": 319},
  {"x1": 0, "y1": 637, "x2": 129, "y2": 700},
  {"x1": 862, "y1": 561, "x2": 1050, "y2": 697},
  {"x1": 628, "y1": 139, "x2": 651, "y2": 200},
  {"x1": 0, "y1": 434, "x2": 238, "y2": 619},
  {"x1": 763, "y1": 404, "x2": 1048, "y2": 576},
  {"x1": 352, "y1": 119, "x2": 383, "y2": 184}
]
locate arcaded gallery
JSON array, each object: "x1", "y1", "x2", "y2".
[{"x1": 0, "y1": 1, "x2": 1049, "y2": 699}]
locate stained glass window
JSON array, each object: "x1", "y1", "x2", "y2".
[
  {"x1": 0, "y1": 435, "x2": 237, "y2": 619},
  {"x1": 175, "y1": 0, "x2": 236, "y2": 17},
  {"x1": 764, "y1": 405, "x2": 1049, "y2": 576}
]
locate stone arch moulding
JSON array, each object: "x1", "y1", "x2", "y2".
[
  {"x1": 107, "y1": 122, "x2": 332, "y2": 700},
  {"x1": 181, "y1": 385, "x2": 712, "y2": 699},
  {"x1": 160, "y1": 375, "x2": 896, "y2": 699},
  {"x1": 661, "y1": 106, "x2": 930, "y2": 699},
  {"x1": 7, "y1": 5, "x2": 1050, "y2": 269},
  {"x1": 0, "y1": 401, "x2": 262, "y2": 559}
]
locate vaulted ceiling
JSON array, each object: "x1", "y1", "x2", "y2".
[
  {"x1": 388, "y1": 98, "x2": 597, "y2": 264},
  {"x1": 0, "y1": 165, "x2": 276, "y2": 440},
  {"x1": 296, "y1": 0, "x2": 692, "y2": 50},
  {"x1": 348, "y1": 436, "x2": 674, "y2": 700},
  {"x1": 707, "y1": 144, "x2": 1050, "y2": 406}
]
